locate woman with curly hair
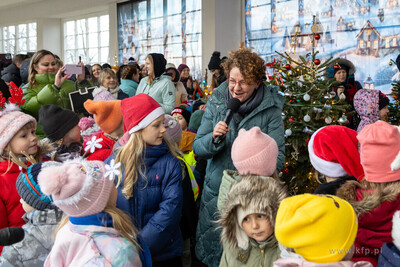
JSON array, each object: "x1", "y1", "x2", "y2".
[{"x1": 192, "y1": 48, "x2": 285, "y2": 267}]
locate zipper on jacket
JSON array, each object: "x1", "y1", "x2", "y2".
[{"x1": 260, "y1": 249, "x2": 264, "y2": 267}]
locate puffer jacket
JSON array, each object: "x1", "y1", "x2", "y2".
[
  {"x1": 21, "y1": 73, "x2": 75, "y2": 118},
  {"x1": 45, "y1": 217, "x2": 142, "y2": 267},
  {"x1": 193, "y1": 82, "x2": 285, "y2": 267},
  {"x1": 136, "y1": 74, "x2": 176, "y2": 114},
  {"x1": 220, "y1": 236, "x2": 280, "y2": 267},
  {"x1": 0, "y1": 209, "x2": 63, "y2": 267},
  {"x1": 106, "y1": 141, "x2": 183, "y2": 262},
  {"x1": 0, "y1": 161, "x2": 26, "y2": 255},
  {"x1": 377, "y1": 243, "x2": 400, "y2": 267},
  {"x1": 337, "y1": 181, "x2": 400, "y2": 266},
  {"x1": 353, "y1": 89, "x2": 379, "y2": 133},
  {"x1": 1, "y1": 63, "x2": 21, "y2": 87}
]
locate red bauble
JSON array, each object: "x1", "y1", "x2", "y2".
[
  {"x1": 288, "y1": 118, "x2": 295, "y2": 122},
  {"x1": 334, "y1": 63, "x2": 341, "y2": 70},
  {"x1": 283, "y1": 168, "x2": 290, "y2": 174},
  {"x1": 314, "y1": 33, "x2": 321, "y2": 40},
  {"x1": 284, "y1": 64, "x2": 291, "y2": 70},
  {"x1": 314, "y1": 59, "x2": 321, "y2": 65}
]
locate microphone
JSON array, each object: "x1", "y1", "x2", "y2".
[
  {"x1": 213, "y1": 98, "x2": 241, "y2": 145},
  {"x1": 0, "y1": 227, "x2": 25, "y2": 246}
]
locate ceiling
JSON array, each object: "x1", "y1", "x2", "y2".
[{"x1": 0, "y1": 0, "x2": 46, "y2": 9}]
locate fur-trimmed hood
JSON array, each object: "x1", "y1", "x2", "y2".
[
  {"x1": 336, "y1": 180, "x2": 400, "y2": 216},
  {"x1": 218, "y1": 173, "x2": 287, "y2": 250}
]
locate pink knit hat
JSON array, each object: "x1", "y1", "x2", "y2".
[
  {"x1": 231, "y1": 127, "x2": 278, "y2": 176},
  {"x1": 0, "y1": 103, "x2": 36, "y2": 155},
  {"x1": 164, "y1": 115, "x2": 182, "y2": 144},
  {"x1": 308, "y1": 126, "x2": 365, "y2": 181},
  {"x1": 357, "y1": 121, "x2": 400, "y2": 183},
  {"x1": 37, "y1": 159, "x2": 115, "y2": 217}
]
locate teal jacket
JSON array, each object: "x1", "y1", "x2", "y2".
[
  {"x1": 22, "y1": 73, "x2": 75, "y2": 119},
  {"x1": 193, "y1": 82, "x2": 285, "y2": 267},
  {"x1": 136, "y1": 74, "x2": 176, "y2": 114},
  {"x1": 120, "y1": 79, "x2": 138, "y2": 97}
]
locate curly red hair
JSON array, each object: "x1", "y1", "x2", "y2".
[{"x1": 222, "y1": 48, "x2": 266, "y2": 85}]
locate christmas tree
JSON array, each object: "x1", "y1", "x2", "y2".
[
  {"x1": 267, "y1": 16, "x2": 350, "y2": 195},
  {"x1": 389, "y1": 79, "x2": 400, "y2": 125}
]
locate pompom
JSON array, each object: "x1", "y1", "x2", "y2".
[
  {"x1": 38, "y1": 165, "x2": 68, "y2": 196},
  {"x1": 78, "y1": 117, "x2": 95, "y2": 131}
]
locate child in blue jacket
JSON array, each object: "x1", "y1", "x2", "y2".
[{"x1": 106, "y1": 93, "x2": 183, "y2": 267}]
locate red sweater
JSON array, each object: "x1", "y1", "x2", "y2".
[
  {"x1": 85, "y1": 132, "x2": 116, "y2": 161},
  {"x1": 352, "y1": 189, "x2": 400, "y2": 266},
  {"x1": 0, "y1": 161, "x2": 26, "y2": 254}
]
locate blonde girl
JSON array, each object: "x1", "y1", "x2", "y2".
[{"x1": 107, "y1": 93, "x2": 183, "y2": 267}]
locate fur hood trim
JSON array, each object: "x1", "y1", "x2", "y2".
[
  {"x1": 337, "y1": 180, "x2": 400, "y2": 216},
  {"x1": 218, "y1": 174, "x2": 287, "y2": 250},
  {"x1": 38, "y1": 139, "x2": 55, "y2": 156}
]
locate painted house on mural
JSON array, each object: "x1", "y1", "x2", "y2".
[
  {"x1": 337, "y1": 16, "x2": 356, "y2": 32},
  {"x1": 281, "y1": 16, "x2": 336, "y2": 51},
  {"x1": 355, "y1": 19, "x2": 400, "y2": 57}
]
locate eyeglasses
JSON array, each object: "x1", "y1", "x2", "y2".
[{"x1": 228, "y1": 79, "x2": 248, "y2": 88}]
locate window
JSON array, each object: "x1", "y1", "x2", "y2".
[
  {"x1": 64, "y1": 15, "x2": 109, "y2": 64},
  {"x1": 393, "y1": 37, "x2": 397, "y2": 47},
  {"x1": 360, "y1": 40, "x2": 364, "y2": 48},
  {"x1": 0, "y1": 22, "x2": 36, "y2": 54},
  {"x1": 117, "y1": 0, "x2": 202, "y2": 78},
  {"x1": 373, "y1": 39, "x2": 378, "y2": 49},
  {"x1": 386, "y1": 38, "x2": 390, "y2": 48}
]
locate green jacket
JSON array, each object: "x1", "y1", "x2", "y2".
[
  {"x1": 136, "y1": 74, "x2": 176, "y2": 114},
  {"x1": 193, "y1": 82, "x2": 285, "y2": 267},
  {"x1": 219, "y1": 236, "x2": 281, "y2": 267},
  {"x1": 22, "y1": 73, "x2": 75, "y2": 118}
]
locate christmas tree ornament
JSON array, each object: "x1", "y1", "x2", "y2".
[
  {"x1": 339, "y1": 93, "x2": 346, "y2": 100},
  {"x1": 329, "y1": 91, "x2": 336, "y2": 98},
  {"x1": 285, "y1": 129, "x2": 292, "y2": 136},
  {"x1": 314, "y1": 33, "x2": 321, "y2": 40},
  {"x1": 285, "y1": 64, "x2": 291, "y2": 70},
  {"x1": 304, "y1": 114, "x2": 311, "y2": 122},
  {"x1": 389, "y1": 61, "x2": 393, "y2": 66},
  {"x1": 303, "y1": 93, "x2": 310, "y2": 101},
  {"x1": 314, "y1": 59, "x2": 321, "y2": 65},
  {"x1": 311, "y1": 23, "x2": 319, "y2": 34},
  {"x1": 288, "y1": 117, "x2": 295, "y2": 122},
  {"x1": 281, "y1": 112, "x2": 286, "y2": 120},
  {"x1": 325, "y1": 116, "x2": 332, "y2": 124},
  {"x1": 338, "y1": 115, "x2": 349, "y2": 125},
  {"x1": 334, "y1": 63, "x2": 341, "y2": 70}
]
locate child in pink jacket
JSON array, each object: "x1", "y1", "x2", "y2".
[{"x1": 38, "y1": 159, "x2": 142, "y2": 266}]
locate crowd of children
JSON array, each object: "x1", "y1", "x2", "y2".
[{"x1": 1, "y1": 48, "x2": 400, "y2": 267}]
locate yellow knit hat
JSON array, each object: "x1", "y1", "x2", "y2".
[{"x1": 275, "y1": 194, "x2": 357, "y2": 263}]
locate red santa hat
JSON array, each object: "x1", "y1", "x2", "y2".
[
  {"x1": 308, "y1": 125, "x2": 364, "y2": 181},
  {"x1": 121, "y1": 94, "x2": 164, "y2": 134}
]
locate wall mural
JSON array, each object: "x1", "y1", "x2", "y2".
[{"x1": 245, "y1": 0, "x2": 400, "y2": 93}]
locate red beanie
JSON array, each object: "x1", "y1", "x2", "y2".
[
  {"x1": 121, "y1": 94, "x2": 164, "y2": 134},
  {"x1": 308, "y1": 125, "x2": 364, "y2": 181}
]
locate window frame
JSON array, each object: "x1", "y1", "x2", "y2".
[
  {"x1": 62, "y1": 13, "x2": 109, "y2": 65},
  {"x1": 0, "y1": 22, "x2": 37, "y2": 54}
]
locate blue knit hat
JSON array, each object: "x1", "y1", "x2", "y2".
[{"x1": 16, "y1": 161, "x2": 61, "y2": 210}]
